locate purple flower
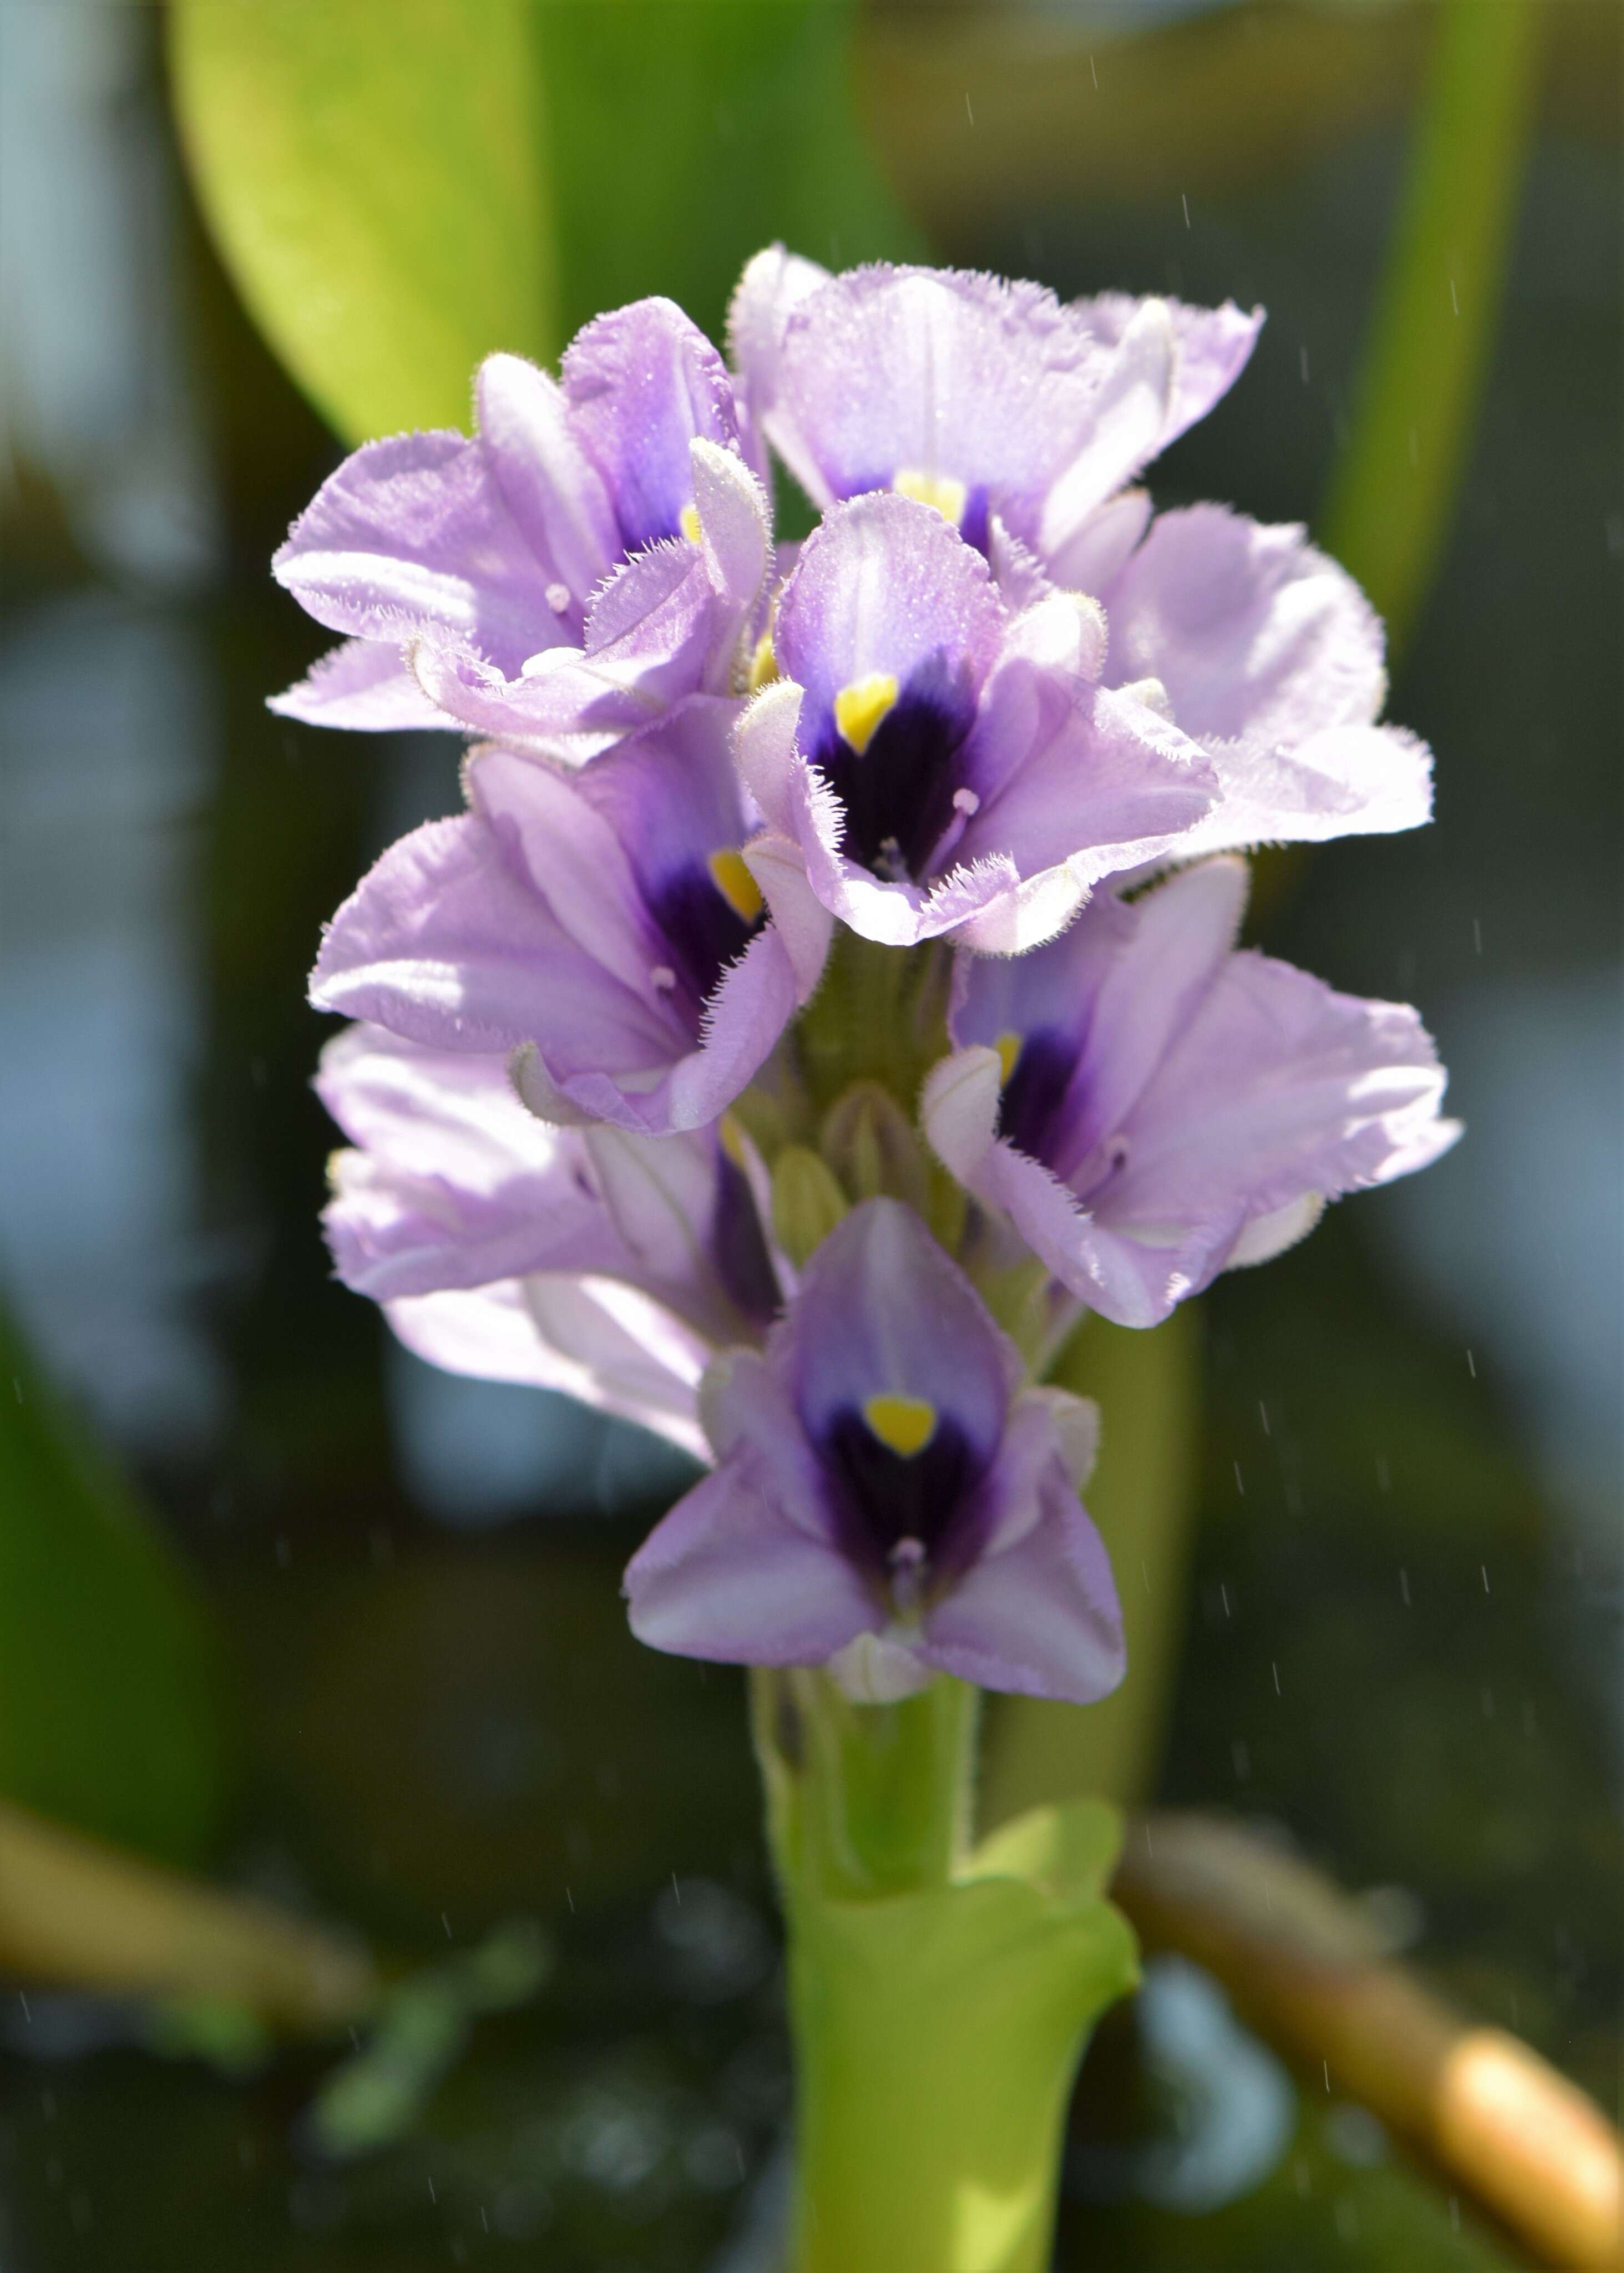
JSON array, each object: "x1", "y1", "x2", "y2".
[
  {"x1": 730, "y1": 254, "x2": 1258, "y2": 581},
  {"x1": 624, "y1": 1199, "x2": 1124, "y2": 1705},
  {"x1": 318, "y1": 1024, "x2": 786, "y2": 1459},
  {"x1": 1084, "y1": 503, "x2": 1432, "y2": 866},
  {"x1": 732, "y1": 254, "x2": 1431, "y2": 857},
  {"x1": 921, "y1": 857, "x2": 1460, "y2": 1328},
  {"x1": 271, "y1": 298, "x2": 770, "y2": 748},
  {"x1": 737, "y1": 492, "x2": 1217, "y2": 950},
  {"x1": 309, "y1": 695, "x2": 830, "y2": 1135}
]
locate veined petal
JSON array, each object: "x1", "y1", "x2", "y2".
[
  {"x1": 1047, "y1": 858, "x2": 1249, "y2": 1176},
  {"x1": 920, "y1": 1465, "x2": 1124, "y2": 1705},
  {"x1": 727, "y1": 242, "x2": 830, "y2": 429},
  {"x1": 924, "y1": 1058, "x2": 1173, "y2": 1325},
  {"x1": 733, "y1": 679, "x2": 806, "y2": 836},
  {"x1": 1104, "y1": 950, "x2": 1460, "y2": 1267},
  {"x1": 779, "y1": 1198, "x2": 1019, "y2": 1460},
  {"x1": 270, "y1": 637, "x2": 453, "y2": 731},
  {"x1": 1146, "y1": 723, "x2": 1434, "y2": 867},
  {"x1": 774, "y1": 490, "x2": 1004, "y2": 753},
  {"x1": 1104, "y1": 505, "x2": 1386, "y2": 745},
  {"x1": 475, "y1": 351, "x2": 619, "y2": 615},
  {"x1": 1038, "y1": 298, "x2": 1176, "y2": 561},
  {"x1": 310, "y1": 812, "x2": 675, "y2": 1065},
  {"x1": 1071, "y1": 291, "x2": 1263, "y2": 453},
  {"x1": 562, "y1": 297, "x2": 743, "y2": 554},
  {"x1": 583, "y1": 1123, "x2": 781, "y2": 1336},
  {"x1": 741, "y1": 832, "x2": 834, "y2": 1001},
  {"x1": 938, "y1": 858, "x2": 1455, "y2": 1325},
  {"x1": 317, "y1": 1026, "x2": 618, "y2": 1298},
  {"x1": 409, "y1": 540, "x2": 724, "y2": 748},
  {"x1": 382, "y1": 1276, "x2": 706, "y2": 1464},
  {"x1": 272, "y1": 430, "x2": 557, "y2": 676},
  {"x1": 689, "y1": 436, "x2": 771, "y2": 619},
  {"x1": 628, "y1": 1344, "x2": 873, "y2": 1658},
  {"x1": 625, "y1": 1458, "x2": 877, "y2": 1667},
  {"x1": 954, "y1": 681, "x2": 1216, "y2": 898},
  {"x1": 513, "y1": 918, "x2": 800, "y2": 1136},
  {"x1": 753, "y1": 262, "x2": 1107, "y2": 541},
  {"x1": 1042, "y1": 486, "x2": 1152, "y2": 598}
]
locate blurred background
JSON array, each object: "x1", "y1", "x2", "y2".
[{"x1": 0, "y1": 1, "x2": 1618, "y2": 2266}]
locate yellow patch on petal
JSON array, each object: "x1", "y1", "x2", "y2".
[
  {"x1": 679, "y1": 503, "x2": 702, "y2": 545},
  {"x1": 995, "y1": 1030, "x2": 1023, "y2": 1084},
  {"x1": 707, "y1": 847, "x2": 765, "y2": 924},
  {"x1": 719, "y1": 1111, "x2": 747, "y2": 1168},
  {"x1": 834, "y1": 671, "x2": 899, "y2": 756},
  {"x1": 746, "y1": 631, "x2": 778, "y2": 693},
  {"x1": 862, "y1": 1393, "x2": 938, "y2": 1460},
  {"x1": 893, "y1": 467, "x2": 968, "y2": 528}
]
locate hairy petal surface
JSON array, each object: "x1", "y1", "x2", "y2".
[
  {"x1": 927, "y1": 860, "x2": 1459, "y2": 1325},
  {"x1": 271, "y1": 636, "x2": 453, "y2": 731},
  {"x1": 624, "y1": 1203, "x2": 1122, "y2": 1702}
]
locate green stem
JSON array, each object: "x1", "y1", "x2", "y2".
[
  {"x1": 753, "y1": 1671, "x2": 1137, "y2": 2273},
  {"x1": 1320, "y1": 0, "x2": 1544, "y2": 649},
  {"x1": 783, "y1": 1668, "x2": 980, "y2": 1899}
]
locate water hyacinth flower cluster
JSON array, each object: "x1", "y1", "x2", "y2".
[{"x1": 285, "y1": 254, "x2": 1458, "y2": 1713}]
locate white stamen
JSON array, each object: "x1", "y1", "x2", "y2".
[
  {"x1": 826, "y1": 1631, "x2": 931, "y2": 1704},
  {"x1": 545, "y1": 583, "x2": 572, "y2": 615},
  {"x1": 649, "y1": 964, "x2": 677, "y2": 991},
  {"x1": 952, "y1": 787, "x2": 980, "y2": 817}
]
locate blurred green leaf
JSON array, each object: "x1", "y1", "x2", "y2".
[
  {"x1": 1321, "y1": 0, "x2": 1543, "y2": 650},
  {"x1": 168, "y1": 0, "x2": 922, "y2": 449},
  {"x1": 168, "y1": 0, "x2": 555, "y2": 440},
  {"x1": 0, "y1": 1299, "x2": 230, "y2": 1866},
  {"x1": 535, "y1": 0, "x2": 925, "y2": 344}
]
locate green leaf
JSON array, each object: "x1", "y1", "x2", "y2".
[
  {"x1": 534, "y1": 1, "x2": 925, "y2": 346},
  {"x1": 0, "y1": 1298, "x2": 230, "y2": 1867},
  {"x1": 1319, "y1": 0, "x2": 1543, "y2": 650},
  {"x1": 168, "y1": 0, "x2": 556, "y2": 441},
  {"x1": 168, "y1": 0, "x2": 923, "y2": 449}
]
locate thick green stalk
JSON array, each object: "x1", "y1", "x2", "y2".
[
  {"x1": 1320, "y1": 0, "x2": 1544, "y2": 647},
  {"x1": 753, "y1": 1671, "x2": 1137, "y2": 2273}
]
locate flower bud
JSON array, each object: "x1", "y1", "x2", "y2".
[
  {"x1": 771, "y1": 1145, "x2": 849, "y2": 1269},
  {"x1": 820, "y1": 1082, "x2": 929, "y2": 1212}
]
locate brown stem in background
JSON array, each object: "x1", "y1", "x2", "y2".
[
  {"x1": 0, "y1": 1798, "x2": 376, "y2": 2035},
  {"x1": 1115, "y1": 1811, "x2": 1623, "y2": 2270}
]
